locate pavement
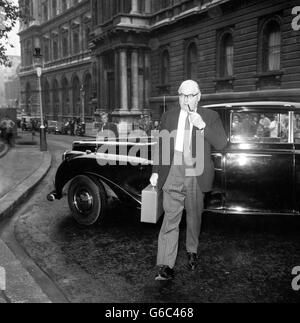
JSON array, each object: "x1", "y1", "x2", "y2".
[{"x1": 0, "y1": 131, "x2": 52, "y2": 303}]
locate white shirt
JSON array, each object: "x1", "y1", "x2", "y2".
[{"x1": 175, "y1": 109, "x2": 194, "y2": 153}]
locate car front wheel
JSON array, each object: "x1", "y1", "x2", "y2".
[{"x1": 68, "y1": 175, "x2": 107, "y2": 226}]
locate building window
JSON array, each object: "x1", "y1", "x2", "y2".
[
  {"x1": 256, "y1": 16, "x2": 283, "y2": 89},
  {"x1": 42, "y1": 2, "x2": 48, "y2": 21},
  {"x1": 263, "y1": 20, "x2": 281, "y2": 72},
  {"x1": 220, "y1": 33, "x2": 234, "y2": 77},
  {"x1": 62, "y1": 0, "x2": 68, "y2": 12},
  {"x1": 52, "y1": 36, "x2": 59, "y2": 60},
  {"x1": 84, "y1": 26, "x2": 90, "y2": 50},
  {"x1": 215, "y1": 28, "x2": 235, "y2": 92},
  {"x1": 84, "y1": 73, "x2": 92, "y2": 118},
  {"x1": 161, "y1": 50, "x2": 169, "y2": 85},
  {"x1": 25, "y1": 82, "x2": 31, "y2": 114},
  {"x1": 62, "y1": 32, "x2": 69, "y2": 57},
  {"x1": 44, "y1": 38, "x2": 50, "y2": 62},
  {"x1": 72, "y1": 76, "x2": 81, "y2": 116},
  {"x1": 157, "y1": 49, "x2": 170, "y2": 94},
  {"x1": 72, "y1": 28, "x2": 80, "y2": 54},
  {"x1": 186, "y1": 42, "x2": 198, "y2": 80},
  {"x1": 52, "y1": 0, "x2": 57, "y2": 17},
  {"x1": 62, "y1": 78, "x2": 70, "y2": 115}
]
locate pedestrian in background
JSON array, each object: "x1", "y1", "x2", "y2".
[
  {"x1": 97, "y1": 112, "x2": 119, "y2": 139},
  {"x1": 0, "y1": 116, "x2": 15, "y2": 147}
]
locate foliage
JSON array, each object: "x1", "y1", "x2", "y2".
[{"x1": 0, "y1": 0, "x2": 20, "y2": 67}]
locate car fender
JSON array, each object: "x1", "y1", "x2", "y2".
[{"x1": 53, "y1": 155, "x2": 142, "y2": 208}]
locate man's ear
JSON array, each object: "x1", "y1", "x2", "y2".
[{"x1": 197, "y1": 94, "x2": 202, "y2": 103}]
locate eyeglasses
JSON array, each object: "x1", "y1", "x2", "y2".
[{"x1": 179, "y1": 93, "x2": 199, "y2": 100}]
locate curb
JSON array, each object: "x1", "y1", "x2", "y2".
[
  {"x1": 0, "y1": 151, "x2": 52, "y2": 221},
  {"x1": 0, "y1": 143, "x2": 9, "y2": 159}
]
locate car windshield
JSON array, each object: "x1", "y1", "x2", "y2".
[{"x1": 230, "y1": 112, "x2": 290, "y2": 144}]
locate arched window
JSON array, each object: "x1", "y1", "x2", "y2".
[
  {"x1": 161, "y1": 49, "x2": 169, "y2": 85},
  {"x1": 186, "y1": 42, "x2": 198, "y2": 80},
  {"x1": 62, "y1": 78, "x2": 70, "y2": 116},
  {"x1": 220, "y1": 33, "x2": 234, "y2": 77},
  {"x1": 84, "y1": 73, "x2": 92, "y2": 118},
  {"x1": 25, "y1": 82, "x2": 31, "y2": 115},
  {"x1": 262, "y1": 20, "x2": 281, "y2": 72},
  {"x1": 72, "y1": 76, "x2": 81, "y2": 116}
]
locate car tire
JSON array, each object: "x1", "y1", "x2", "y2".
[{"x1": 68, "y1": 175, "x2": 107, "y2": 226}]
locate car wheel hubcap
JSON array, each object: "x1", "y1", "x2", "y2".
[{"x1": 73, "y1": 189, "x2": 94, "y2": 214}]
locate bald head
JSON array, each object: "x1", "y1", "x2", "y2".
[
  {"x1": 178, "y1": 80, "x2": 201, "y2": 112},
  {"x1": 178, "y1": 80, "x2": 201, "y2": 96}
]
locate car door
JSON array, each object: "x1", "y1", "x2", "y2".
[
  {"x1": 209, "y1": 108, "x2": 228, "y2": 211},
  {"x1": 224, "y1": 110, "x2": 294, "y2": 214},
  {"x1": 293, "y1": 111, "x2": 300, "y2": 214}
]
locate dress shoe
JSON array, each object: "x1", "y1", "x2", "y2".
[
  {"x1": 187, "y1": 253, "x2": 198, "y2": 271},
  {"x1": 155, "y1": 266, "x2": 175, "y2": 281}
]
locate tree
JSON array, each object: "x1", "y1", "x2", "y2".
[{"x1": 0, "y1": 0, "x2": 21, "y2": 67}]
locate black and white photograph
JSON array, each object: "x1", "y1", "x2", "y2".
[{"x1": 1, "y1": 0, "x2": 300, "y2": 307}]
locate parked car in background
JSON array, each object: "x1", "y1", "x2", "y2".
[
  {"x1": 48, "y1": 101, "x2": 300, "y2": 226},
  {"x1": 21, "y1": 116, "x2": 32, "y2": 131},
  {"x1": 47, "y1": 121, "x2": 61, "y2": 134}
]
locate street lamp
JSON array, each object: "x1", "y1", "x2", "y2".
[
  {"x1": 80, "y1": 84, "x2": 86, "y2": 134},
  {"x1": 33, "y1": 48, "x2": 47, "y2": 152}
]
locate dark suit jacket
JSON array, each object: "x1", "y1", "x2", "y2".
[
  {"x1": 99, "y1": 122, "x2": 119, "y2": 138},
  {"x1": 153, "y1": 106, "x2": 228, "y2": 193}
]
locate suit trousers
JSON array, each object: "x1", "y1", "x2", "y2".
[{"x1": 157, "y1": 159, "x2": 204, "y2": 269}]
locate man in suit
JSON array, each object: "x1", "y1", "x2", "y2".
[
  {"x1": 150, "y1": 80, "x2": 227, "y2": 281},
  {"x1": 98, "y1": 112, "x2": 119, "y2": 139}
]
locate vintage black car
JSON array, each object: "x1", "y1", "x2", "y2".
[{"x1": 48, "y1": 101, "x2": 300, "y2": 226}]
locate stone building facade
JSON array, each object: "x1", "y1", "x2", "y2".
[
  {"x1": 19, "y1": 0, "x2": 300, "y2": 126},
  {"x1": 91, "y1": 0, "x2": 300, "y2": 124},
  {"x1": 18, "y1": 0, "x2": 93, "y2": 122}
]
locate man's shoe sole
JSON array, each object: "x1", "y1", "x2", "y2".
[{"x1": 155, "y1": 275, "x2": 174, "y2": 281}]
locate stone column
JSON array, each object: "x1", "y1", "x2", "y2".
[
  {"x1": 131, "y1": 0, "x2": 138, "y2": 13},
  {"x1": 138, "y1": 53, "x2": 144, "y2": 110},
  {"x1": 120, "y1": 49, "x2": 128, "y2": 111},
  {"x1": 99, "y1": 55, "x2": 106, "y2": 110},
  {"x1": 131, "y1": 49, "x2": 139, "y2": 111},
  {"x1": 144, "y1": 52, "x2": 151, "y2": 109},
  {"x1": 114, "y1": 51, "x2": 120, "y2": 110}
]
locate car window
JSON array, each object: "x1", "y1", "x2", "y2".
[
  {"x1": 230, "y1": 112, "x2": 289, "y2": 144},
  {"x1": 294, "y1": 113, "x2": 300, "y2": 143}
]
